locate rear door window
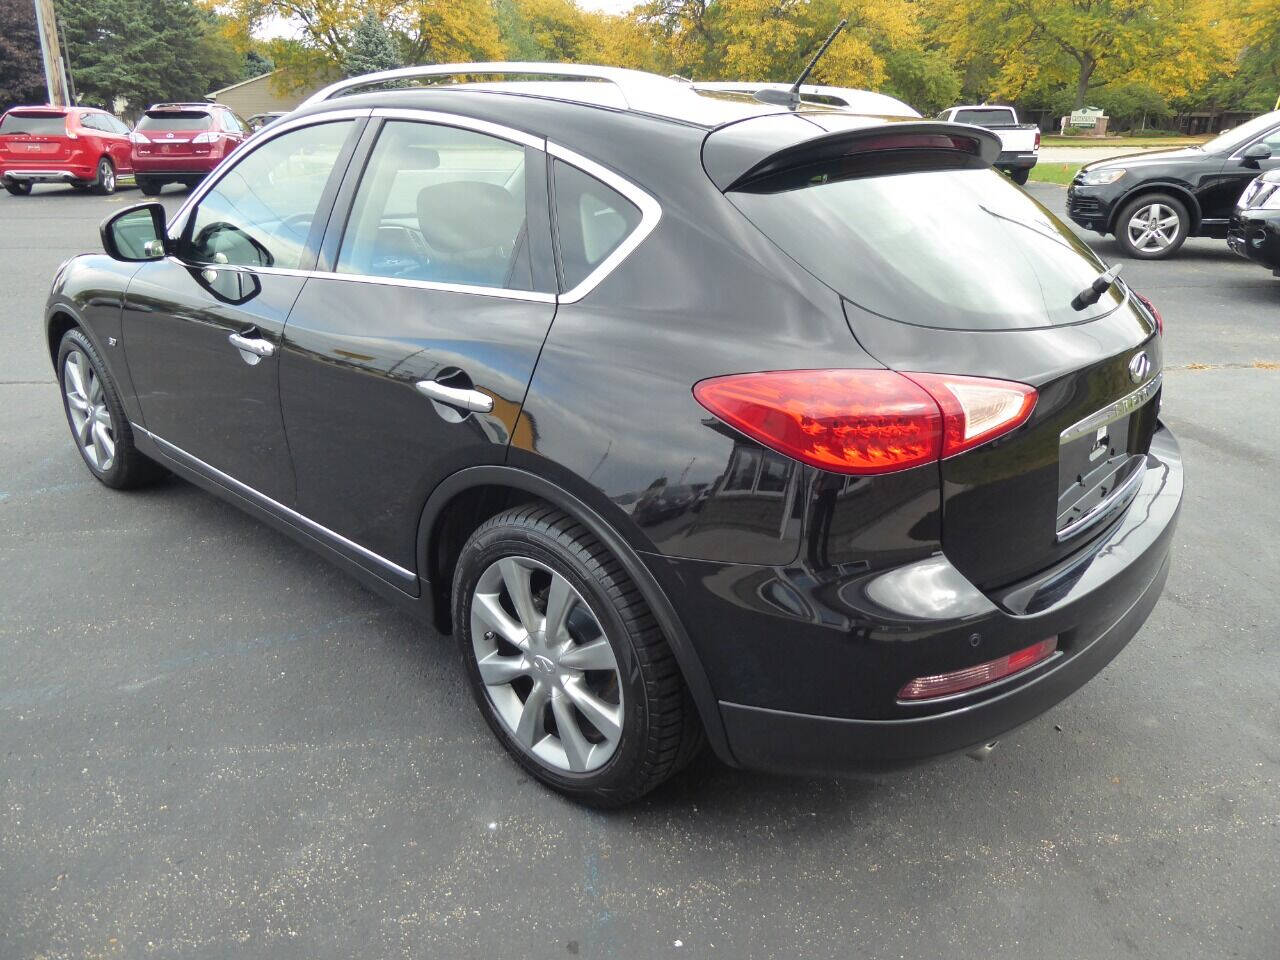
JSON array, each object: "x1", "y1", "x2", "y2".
[
  {"x1": 0, "y1": 112, "x2": 67, "y2": 134},
  {"x1": 335, "y1": 120, "x2": 534, "y2": 291},
  {"x1": 729, "y1": 164, "x2": 1121, "y2": 330},
  {"x1": 552, "y1": 160, "x2": 642, "y2": 291}
]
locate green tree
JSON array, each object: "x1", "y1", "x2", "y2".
[
  {"x1": 344, "y1": 12, "x2": 403, "y2": 77},
  {"x1": 0, "y1": 0, "x2": 49, "y2": 110},
  {"x1": 58, "y1": 0, "x2": 242, "y2": 114},
  {"x1": 882, "y1": 46, "x2": 960, "y2": 115}
]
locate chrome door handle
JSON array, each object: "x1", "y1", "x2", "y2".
[
  {"x1": 228, "y1": 331, "x2": 275, "y2": 362},
  {"x1": 415, "y1": 380, "x2": 493, "y2": 413}
]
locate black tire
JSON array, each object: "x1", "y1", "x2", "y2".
[
  {"x1": 1009, "y1": 167, "x2": 1030, "y2": 185},
  {"x1": 453, "y1": 504, "x2": 703, "y2": 806},
  {"x1": 1114, "y1": 192, "x2": 1189, "y2": 259},
  {"x1": 137, "y1": 177, "x2": 162, "y2": 196},
  {"x1": 56, "y1": 328, "x2": 164, "y2": 489},
  {"x1": 92, "y1": 157, "x2": 116, "y2": 195},
  {"x1": 4, "y1": 180, "x2": 32, "y2": 196}
]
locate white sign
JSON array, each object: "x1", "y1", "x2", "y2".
[{"x1": 1070, "y1": 108, "x2": 1105, "y2": 127}]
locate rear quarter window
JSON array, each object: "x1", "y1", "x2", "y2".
[{"x1": 552, "y1": 161, "x2": 642, "y2": 291}]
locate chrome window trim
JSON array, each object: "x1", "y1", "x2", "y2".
[
  {"x1": 165, "y1": 108, "x2": 373, "y2": 236},
  {"x1": 1059, "y1": 372, "x2": 1163, "y2": 444},
  {"x1": 369, "y1": 107, "x2": 545, "y2": 150},
  {"x1": 547, "y1": 141, "x2": 662, "y2": 304},
  {"x1": 311, "y1": 270, "x2": 556, "y2": 303},
  {"x1": 133, "y1": 423, "x2": 417, "y2": 583}
]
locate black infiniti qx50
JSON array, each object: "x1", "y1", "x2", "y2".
[{"x1": 45, "y1": 63, "x2": 1183, "y2": 805}]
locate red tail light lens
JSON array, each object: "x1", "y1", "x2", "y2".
[
  {"x1": 693, "y1": 369, "x2": 1036, "y2": 475},
  {"x1": 1034, "y1": 130, "x2": 1041, "y2": 150},
  {"x1": 1135, "y1": 292, "x2": 1163, "y2": 335},
  {"x1": 898, "y1": 636, "x2": 1058, "y2": 701}
]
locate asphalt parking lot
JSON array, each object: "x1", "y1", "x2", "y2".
[{"x1": 2, "y1": 180, "x2": 1277, "y2": 959}]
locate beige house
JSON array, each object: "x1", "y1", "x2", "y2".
[{"x1": 208, "y1": 71, "x2": 323, "y2": 120}]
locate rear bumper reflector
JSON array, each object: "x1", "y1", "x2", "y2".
[{"x1": 898, "y1": 637, "x2": 1059, "y2": 701}]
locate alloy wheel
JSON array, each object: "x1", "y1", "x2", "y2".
[
  {"x1": 63, "y1": 350, "x2": 115, "y2": 471},
  {"x1": 469, "y1": 555, "x2": 624, "y2": 773},
  {"x1": 1126, "y1": 202, "x2": 1179, "y2": 252},
  {"x1": 98, "y1": 160, "x2": 115, "y2": 193}
]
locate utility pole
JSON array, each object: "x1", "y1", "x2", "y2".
[{"x1": 32, "y1": 0, "x2": 71, "y2": 106}]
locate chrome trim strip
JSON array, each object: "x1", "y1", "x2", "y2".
[
  {"x1": 548, "y1": 141, "x2": 662, "y2": 304},
  {"x1": 308, "y1": 269, "x2": 557, "y2": 303},
  {"x1": 1057, "y1": 460, "x2": 1147, "y2": 542},
  {"x1": 1059, "y1": 372, "x2": 1163, "y2": 444},
  {"x1": 133, "y1": 423, "x2": 416, "y2": 582},
  {"x1": 165, "y1": 108, "x2": 374, "y2": 235},
  {"x1": 6, "y1": 169, "x2": 76, "y2": 179},
  {"x1": 369, "y1": 107, "x2": 545, "y2": 150}
]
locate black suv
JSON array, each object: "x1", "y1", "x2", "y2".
[
  {"x1": 45, "y1": 64, "x2": 1182, "y2": 805},
  {"x1": 1067, "y1": 109, "x2": 1280, "y2": 258}
]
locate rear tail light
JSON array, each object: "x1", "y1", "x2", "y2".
[
  {"x1": 130, "y1": 131, "x2": 149, "y2": 144},
  {"x1": 898, "y1": 636, "x2": 1058, "y2": 701},
  {"x1": 1135, "y1": 292, "x2": 1163, "y2": 336},
  {"x1": 1034, "y1": 130, "x2": 1041, "y2": 150},
  {"x1": 191, "y1": 131, "x2": 219, "y2": 144},
  {"x1": 692, "y1": 369, "x2": 1036, "y2": 475}
]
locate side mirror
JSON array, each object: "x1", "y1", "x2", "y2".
[
  {"x1": 99, "y1": 202, "x2": 168, "y2": 262},
  {"x1": 1243, "y1": 142, "x2": 1272, "y2": 164}
]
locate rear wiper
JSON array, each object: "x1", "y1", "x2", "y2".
[{"x1": 1071, "y1": 263, "x2": 1122, "y2": 311}]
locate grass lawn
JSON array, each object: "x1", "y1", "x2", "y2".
[
  {"x1": 1029, "y1": 162, "x2": 1082, "y2": 185},
  {"x1": 1041, "y1": 135, "x2": 1208, "y2": 148}
]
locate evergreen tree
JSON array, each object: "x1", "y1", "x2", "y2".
[{"x1": 343, "y1": 13, "x2": 402, "y2": 79}]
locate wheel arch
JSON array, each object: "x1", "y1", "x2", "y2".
[
  {"x1": 1108, "y1": 182, "x2": 1202, "y2": 235},
  {"x1": 415, "y1": 464, "x2": 735, "y2": 764},
  {"x1": 46, "y1": 306, "x2": 83, "y2": 366}
]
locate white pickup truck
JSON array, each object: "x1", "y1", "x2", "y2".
[{"x1": 936, "y1": 105, "x2": 1040, "y2": 184}]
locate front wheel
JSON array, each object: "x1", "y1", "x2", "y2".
[
  {"x1": 453, "y1": 505, "x2": 703, "y2": 806},
  {"x1": 57, "y1": 329, "x2": 163, "y2": 489},
  {"x1": 4, "y1": 180, "x2": 32, "y2": 196},
  {"x1": 1115, "y1": 193, "x2": 1189, "y2": 259},
  {"x1": 92, "y1": 157, "x2": 116, "y2": 195}
]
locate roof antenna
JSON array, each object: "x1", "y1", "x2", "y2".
[{"x1": 755, "y1": 18, "x2": 848, "y2": 108}]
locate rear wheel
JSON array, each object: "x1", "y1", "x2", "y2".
[
  {"x1": 1115, "y1": 193, "x2": 1189, "y2": 259},
  {"x1": 1009, "y1": 167, "x2": 1030, "y2": 185},
  {"x1": 453, "y1": 505, "x2": 703, "y2": 806},
  {"x1": 4, "y1": 180, "x2": 32, "y2": 196},
  {"x1": 57, "y1": 328, "x2": 163, "y2": 489},
  {"x1": 137, "y1": 177, "x2": 162, "y2": 196},
  {"x1": 92, "y1": 157, "x2": 116, "y2": 195}
]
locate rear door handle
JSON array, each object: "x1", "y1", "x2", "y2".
[
  {"x1": 415, "y1": 380, "x2": 493, "y2": 413},
  {"x1": 229, "y1": 331, "x2": 275, "y2": 364}
]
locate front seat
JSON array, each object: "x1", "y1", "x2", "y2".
[{"x1": 416, "y1": 181, "x2": 524, "y2": 288}]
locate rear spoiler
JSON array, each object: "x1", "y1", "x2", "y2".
[{"x1": 703, "y1": 114, "x2": 1002, "y2": 191}]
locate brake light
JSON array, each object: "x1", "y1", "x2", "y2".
[
  {"x1": 191, "y1": 131, "x2": 219, "y2": 144},
  {"x1": 1135, "y1": 292, "x2": 1163, "y2": 336},
  {"x1": 692, "y1": 369, "x2": 1036, "y2": 475},
  {"x1": 1034, "y1": 130, "x2": 1041, "y2": 150},
  {"x1": 898, "y1": 637, "x2": 1058, "y2": 701}
]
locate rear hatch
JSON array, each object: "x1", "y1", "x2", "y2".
[
  {"x1": 135, "y1": 109, "x2": 214, "y2": 156},
  {"x1": 712, "y1": 117, "x2": 1161, "y2": 590},
  {"x1": 0, "y1": 110, "x2": 72, "y2": 161}
]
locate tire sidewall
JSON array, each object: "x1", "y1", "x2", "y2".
[
  {"x1": 1117, "y1": 193, "x2": 1189, "y2": 259},
  {"x1": 57, "y1": 329, "x2": 127, "y2": 486},
  {"x1": 95, "y1": 158, "x2": 116, "y2": 195},
  {"x1": 452, "y1": 519, "x2": 652, "y2": 801}
]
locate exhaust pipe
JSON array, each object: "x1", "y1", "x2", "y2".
[{"x1": 966, "y1": 740, "x2": 999, "y2": 762}]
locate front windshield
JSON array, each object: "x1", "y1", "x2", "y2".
[{"x1": 1202, "y1": 111, "x2": 1280, "y2": 154}]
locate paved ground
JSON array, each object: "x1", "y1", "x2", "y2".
[{"x1": 2, "y1": 181, "x2": 1278, "y2": 959}]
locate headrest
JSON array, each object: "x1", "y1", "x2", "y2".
[{"x1": 416, "y1": 181, "x2": 522, "y2": 254}]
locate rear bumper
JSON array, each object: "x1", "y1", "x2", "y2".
[
  {"x1": 645, "y1": 424, "x2": 1182, "y2": 774},
  {"x1": 130, "y1": 154, "x2": 219, "y2": 176},
  {"x1": 2, "y1": 163, "x2": 96, "y2": 183},
  {"x1": 1227, "y1": 209, "x2": 1280, "y2": 273},
  {"x1": 996, "y1": 151, "x2": 1038, "y2": 170}
]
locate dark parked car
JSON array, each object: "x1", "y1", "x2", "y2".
[
  {"x1": 0, "y1": 104, "x2": 132, "y2": 195},
  {"x1": 45, "y1": 63, "x2": 1182, "y2": 806},
  {"x1": 130, "y1": 102, "x2": 248, "y2": 195},
  {"x1": 1067, "y1": 109, "x2": 1280, "y2": 258},
  {"x1": 1228, "y1": 168, "x2": 1280, "y2": 274},
  {"x1": 246, "y1": 111, "x2": 289, "y2": 132}
]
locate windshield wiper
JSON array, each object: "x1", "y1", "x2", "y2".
[{"x1": 1071, "y1": 263, "x2": 1122, "y2": 311}]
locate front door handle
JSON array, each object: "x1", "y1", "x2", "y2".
[
  {"x1": 229, "y1": 331, "x2": 275, "y2": 365},
  {"x1": 415, "y1": 379, "x2": 493, "y2": 413}
]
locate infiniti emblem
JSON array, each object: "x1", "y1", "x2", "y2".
[
  {"x1": 1128, "y1": 352, "x2": 1151, "y2": 384},
  {"x1": 531, "y1": 654, "x2": 556, "y2": 675}
]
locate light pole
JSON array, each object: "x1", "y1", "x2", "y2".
[{"x1": 31, "y1": 0, "x2": 71, "y2": 106}]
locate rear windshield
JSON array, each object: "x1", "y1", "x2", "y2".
[
  {"x1": 949, "y1": 108, "x2": 1015, "y2": 125},
  {"x1": 138, "y1": 111, "x2": 212, "y2": 131},
  {"x1": 0, "y1": 112, "x2": 67, "y2": 134},
  {"x1": 729, "y1": 165, "x2": 1122, "y2": 330}
]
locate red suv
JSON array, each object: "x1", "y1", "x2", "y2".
[
  {"x1": 131, "y1": 103, "x2": 248, "y2": 195},
  {"x1": 0, "y1": 105, "x2": 132, "y2": 196}
]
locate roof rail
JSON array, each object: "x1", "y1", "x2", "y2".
[
  {"x1": 149, "y1": 102, "x2": 215, "y2": 110},
  {"x1": 301, "y1": 62, "x2": 684, "y2": 112}
]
